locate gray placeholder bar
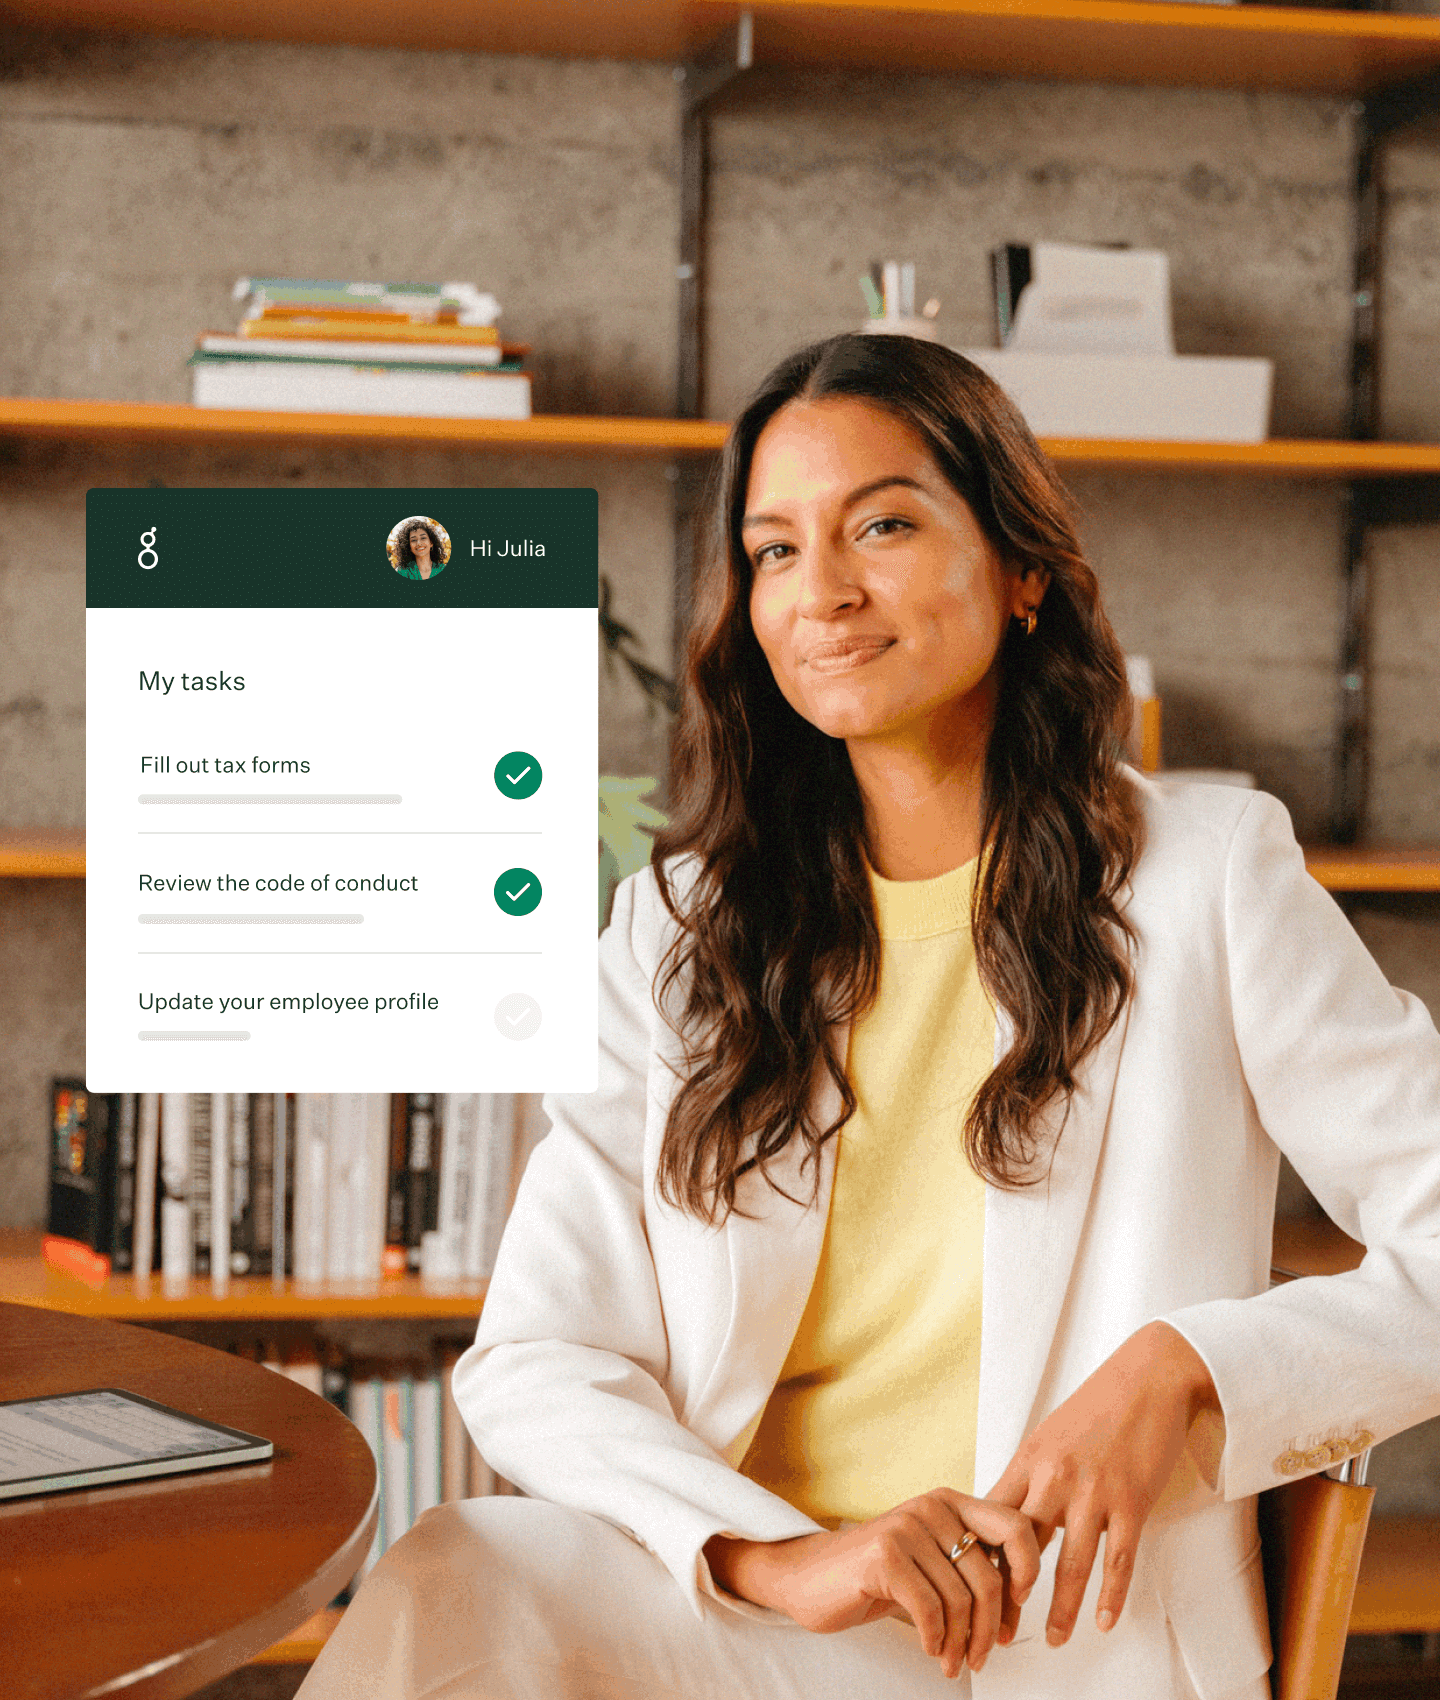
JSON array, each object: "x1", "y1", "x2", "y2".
[
  {"x1": 139, "y1": 914, "x2": 364, "y2": 925},
  {"x1": 139, "y1": 1030, "x2": 251, "y2": 1041},
  {"x1": 139, "y1": 794, "x2": 402, "y2": 805}
]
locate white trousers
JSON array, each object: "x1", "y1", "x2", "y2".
[{"x1": 293, "y1": 1496, "x2": 983, "y2": 1700}]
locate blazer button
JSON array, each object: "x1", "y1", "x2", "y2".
[
  {"x1": 1275, "y1": 1451, "x2": 1305, "y2": 1475},
  {"x1": 1353, "y1": 1430, "x2": 1375, "y2": 1451},
  {"x1": 1303, "y1": 1447, "x2": 1333, "y2": 1470},
  {"x1": 1324, "y1": 1438, "x2": 1352, "y2": 1463}
]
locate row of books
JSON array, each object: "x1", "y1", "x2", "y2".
[
  {"x1": 46, "y1": 1087, "x2": 520, "y2": 1286},
  {"x1": 257, "y1": 1340, "x2": 515, "y2": 1601},
  {"x1": 188, "y1": 275, "x2": 532, "y2": 419}
]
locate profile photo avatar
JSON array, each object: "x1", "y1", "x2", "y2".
[{"x1": 388, "y1": 515, "x2": 451, "y2": 581}]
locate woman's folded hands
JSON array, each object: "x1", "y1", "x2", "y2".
[
  {"x1": 704, "y1": 1321, "x2": 1222, "y2": 1679},
  {"x1": 704, "y1": 1491, "x2": 1041, "y2": 1679}
]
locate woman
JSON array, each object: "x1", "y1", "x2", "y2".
[
  {"x1": 395, "y1": 520, "x2": 447, "y2": 580},
  {"x1": 297, "y1": 336, "x2": 1440, "y2": 1700}
]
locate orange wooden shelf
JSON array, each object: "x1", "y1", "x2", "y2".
[
  {"x1": 251, "y1": 1606, "x2": 345, "y2": 1665},
  {"x1": 0, "y1": 396, "x2": 729, "y2": 455},
  {"x1": 1302, "y1": 845, "x2": 1440, "y2": 894},
  {"x1": 8, "y1": 0, "x2": 1440, "y2": 95},
  {"x1": 0, "y1": 830, "x2": 85, "y2": 877},
  {"x1": 0, "y1": 1230, "x2": 487, "y2": 1319},
  {"x1": 8, "y1": 397, "x2": 1440, "y2": 476}
]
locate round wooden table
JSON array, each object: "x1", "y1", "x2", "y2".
[{"x1": 0, "y1": 1300, "x2": 377, "y2": 1700}]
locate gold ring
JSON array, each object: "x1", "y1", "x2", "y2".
[{"x1": 948, "y1": 1532, "x2": 979, "y2": 1565}]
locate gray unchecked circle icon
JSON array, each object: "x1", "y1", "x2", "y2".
[{"x1": 495, "y1": 993, "x2": 542, "y2": 1040}]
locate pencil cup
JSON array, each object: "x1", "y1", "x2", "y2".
[{"x1": 859, "y1": 315, "x2": 939, "y2": 341}]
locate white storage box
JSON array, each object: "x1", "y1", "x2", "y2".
[{"x1": 957, "y1": 349, "x2": 1273, "y2": 443}]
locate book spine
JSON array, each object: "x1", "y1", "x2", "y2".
[
  {"x1": 381, "y1": 1371, "x2": 415, "y2": 1550},
  {"x1": 46, "y1": 1078, "x2": 99, "y2": 1250},
  {"x1": 294, "y1": 1095, "x2": 329, "y2": 1284},
  {"x1": 413, "y1": 1370, "x2": 441, "y2": 1521},
  {"x1": 479, "y1": 1095, "x2": 516, "y2": 1279},
  {"x1": 326, "y1": 1095, "x2": 362, "y2": 1282},
  {"x1": 404, "y1": 1095, "x2": 437, "y2": 1273},
  {"x1": 159, "y1": 1093, "x2": 193, "y2": 1281},
  {"x1": 439, "y1": 1347, "x2": 478, "y2": 1502},
  {"x1": 133, "y1": 1094, "x2": 160, "y2": 1279},
  {"x1": 250, "y1": 1093, "x2": 275, "y2": 1276},
  {"x1": 112, "y1": 1094, "x2": 137, "y2": 1273},
  {"x1": 422, "y1": 1095, "x2": 474, "y2": 1280},
  {"x1": 366, "y1": 1094, "x2": 389, "y2": 1282},
  {"x1": 229, "y1": 1094, "x2": 252, "y2": 1275},
  {"x1": 383, "y1": 1094, "x2": 411, "y2": 1275},
  {"x1": 211, "y1": 1093, "x2": 230, "y2": 1282},
  {"x1": 190, "y1": 1093, "x2": 212, "y2": 1277},
  {"x1": 462, "y1": 1097, "x2": 502, "y2": 1280},
  {"x1": 281, "y1": 1092, "x2": 295, "y2": 1277},
  {"x1": 348, "y1": 1371, "x2": 384, "y2": 1580}
]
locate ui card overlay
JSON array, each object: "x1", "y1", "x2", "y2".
[{"x1": 87, "y1": 489, "x2": 598, "y2": 1093}]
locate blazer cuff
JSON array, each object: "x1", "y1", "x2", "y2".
[
  {"x1": 650, "y1": 1498, "x2": 828, "y2": 1621},
  {"x1": 1158, "y1": 1299, "x2": 1380, "y2": 1502}
]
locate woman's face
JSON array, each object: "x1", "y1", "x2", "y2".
[
  {"x1": 744, "y1": 396, "x2": 1040, "y2": 751},
  {"x1": 409, "y1": 528, "x2": 432, "y2": 561}
]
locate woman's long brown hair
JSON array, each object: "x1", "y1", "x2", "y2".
[{"x1": 649, "y1": 334, "x2": 1143, "y2": 1224}]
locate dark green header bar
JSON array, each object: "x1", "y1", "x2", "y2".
[{"x1": 87, "y1": 488, "x2": 598, "y2": 609}]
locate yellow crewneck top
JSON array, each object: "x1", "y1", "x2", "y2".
[{"x1": 738, "y1": 852, "x2": 995, "y2": 1526}]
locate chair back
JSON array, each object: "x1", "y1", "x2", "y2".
[{"x1": 1260, "y1": 1263, "x2": 1375, "y2": 1700}]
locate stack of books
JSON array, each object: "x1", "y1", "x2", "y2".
[
  {"x1": 187, "y1": 276, "x2": 532, "y2": 418},
  {"x1": 44, "y1": 1086, "x2": 521, "y2": 1287},
  {"x1": 257, "y1": 1339, "x2": 511, "y2": 1596}
]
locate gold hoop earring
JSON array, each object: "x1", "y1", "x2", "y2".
[{"x1": 1024, "y1": 608, "x2": 1037, "y2": 637}]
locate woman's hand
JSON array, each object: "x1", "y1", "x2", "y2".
[
  {"x1": 704, "y1": 1490, "x2": 1042, "y2": 1679},
  {"x1": 984, "y1": 1321, "x2": 1222, "y2": 1649}
]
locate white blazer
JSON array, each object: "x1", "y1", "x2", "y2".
[{"x1": 453, "y1": 773, "x2": 1440, "y2": 1700}]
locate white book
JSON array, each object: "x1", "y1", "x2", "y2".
[
  {"x1": 348, "y1": 1377, "x2": 384, "y2": 1579},
  {"x1": 326, "y1": 1095, "x2": 391, "y2": 1280},
  {"x1": 429, "y1": 1095, "x2": 479, "y2": 1279},
  {"x1": 199, "y1": 332, "x2": 503, "y2": 367},
  {"x1": 413, "y1": 1374, "x2": 442, "y2": 1520},
  {"x1": 326, "y1": 1095, "x2": 364, "y2": 1281},
  {"x1": 293, "y1": 1095, "x2": 331, "y2": 1284},
  {"x1": 368, "y1": 1094, "x2": 391, "y2": 1281},
  {"x1": 381, "y1": 1374, "x2": 414, "y2": 1549},
  {"x1": 272, "y1": 1092, "x2": 289, "y2": 1280},
  {"x1": 133, "y1": 1094, "x2": 160, "y2": 1280},
  {"x1": 229, "y1": 1094, "x2": 251, "y2": 1275},
  {"x1": 210, "y1": 1093, "x2": 230, "y2": 1285},
  {"x1": 190, "y1": 359, "x2": 531, "y2": 419},
  {"x1": 190, "y1": 1094, "x2": 212, "y2": 1277},
  {"x1": 158, "y1": 1093, "x2": 192, "y2": 1283},
  {"x1": 464, "y1": 1096, "x2": 515, "y2": 1280}
]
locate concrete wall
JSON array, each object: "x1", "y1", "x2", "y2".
[{"x1": 1, "y1": 26, "x2": 1437, "y2": 1508}]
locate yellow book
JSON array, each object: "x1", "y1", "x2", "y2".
[{"x1": 243, "y1": 315, "x2": 500, "y2": 345}]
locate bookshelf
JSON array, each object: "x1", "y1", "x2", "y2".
[
  {"x1": 10, "y1": 396, "x2": 1440, "y2": 475},
  {"x1": 0, "y1": 1229, "x2": 486, "y2": 1319},
  {"x1": 9, "y1": 396, "x2": 1440, "y2": 476},
  {"x1": 8, "y1": 0, "x2": 1440, "y2": 95}
]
